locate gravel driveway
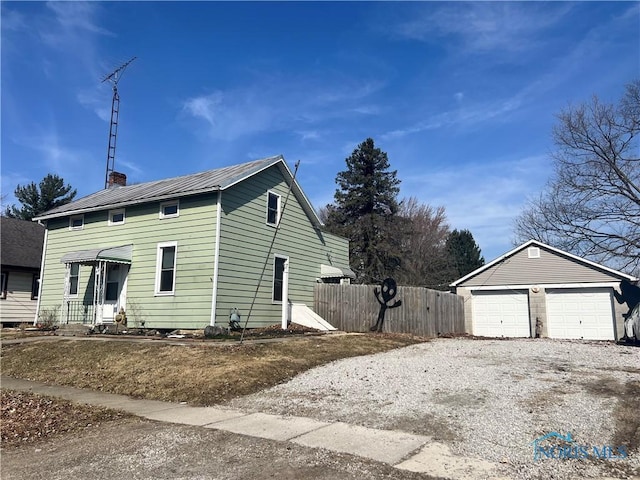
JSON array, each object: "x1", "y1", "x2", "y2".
[{"x1": 228, "y1": 338, "x2": 640, "y2": 480}]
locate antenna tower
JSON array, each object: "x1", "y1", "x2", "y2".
[{"x1": 102, "y1": 57, "x2": 136, "y2": 188}]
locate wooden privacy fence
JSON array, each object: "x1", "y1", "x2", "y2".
[{"x1": 314, "y1": 283, "x2": 465, "y2": 336}]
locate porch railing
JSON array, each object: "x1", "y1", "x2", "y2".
[{"x1": 63, "y1": 301, "x2": 94, "y2": 324}]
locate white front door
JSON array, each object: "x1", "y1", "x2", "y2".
[{"x1": 98, "y1": 264, "x2": 129, "y2": 324}]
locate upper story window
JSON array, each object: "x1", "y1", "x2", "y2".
[
  {"x1": 69, "y1": 215, "x2": 84, "y2": 231},
  {"x1": 109, "y1": 208, "x2": 125, "y2": 226},
  {"x1": 160, "y1": 200, "x2": 179, "y2": 219},
  {"x1": 266, "y1": 191, "x2": 281, "y2": 227}
]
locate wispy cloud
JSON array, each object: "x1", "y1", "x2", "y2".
[
  {"x1": 77, "y1": 89, "x2": 112, "y2": 122},
  {"x1": 43, "y1": 2, "x2": 114, "y2": 45},
  {"x1": 392, "y1": 3, "x2": 573, "y2": 53},
  {"x1": 381, "y1": 93, "x2": 523, "y2": 140},
  {"x1": 181, "y1": 76, "x2": 384, "y2": 141},
  {"x1": 1, "y1": 7, "x2": 27, "y2": 32}
]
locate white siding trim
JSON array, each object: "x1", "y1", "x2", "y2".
[
  {"x1": 33, "y1": 228, "x2": 48, "y2": 325},
  {"x1": 210, "y1": 192, "x2": 222, "y2": 326},
  {"x1": 467, "y1": 282, "x2": 620, "y2": 291}
]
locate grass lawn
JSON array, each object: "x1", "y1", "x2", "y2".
[{"x1": 1, "y1": 333, "x2": 426, "y2": 406}]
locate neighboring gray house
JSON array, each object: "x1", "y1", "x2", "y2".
[
  {"x1": 450, "y1": 240, "x2": 637, "y2": 341},
  {"x1": 33, "y1": 156, "x2": 353, "y2": 330},
  {"x1": 1, "y1": 217, "x2": 45, "y2": 325}
]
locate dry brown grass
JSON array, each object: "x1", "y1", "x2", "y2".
[{"x1": 1, "y1": 334, "x2": 425, "y2": 406}]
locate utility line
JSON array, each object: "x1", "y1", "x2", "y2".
[{"x1": 240, "y1": 160, "x2": 301, "y2": 344}]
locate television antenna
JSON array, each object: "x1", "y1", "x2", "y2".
[{"x1": 101, "y1": 57, "x2": 136, "y2": 188}]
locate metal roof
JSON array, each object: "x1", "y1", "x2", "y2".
[
  {"x1": 34, "y1": 155, "x2": 322, "y2": 224},
  {"x1": 60, "y1": 245, "x2": 133, "y2": 265},
  {"x1": 320, "y1": 264, "x2": 356, "y2": 279}
]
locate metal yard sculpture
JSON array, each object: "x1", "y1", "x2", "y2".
[{"x1": 370, "y1": 277, "x2": 402, "y2": 333}]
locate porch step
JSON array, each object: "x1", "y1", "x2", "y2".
[{"x1": 57, "y1": 323, "x2": 92, "y2": 337}]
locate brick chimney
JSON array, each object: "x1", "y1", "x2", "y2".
[{"x1": 108, "y1": 171, "x2": 127, "y2": 187}]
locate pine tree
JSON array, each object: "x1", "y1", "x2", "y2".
[
  {"x1": 324, "y1": 138, "x2": 402, "y2": 284},
  {"x1": 446, "y1": 229, "x2": 485, "y2": 278},
  {"x1": 4, "y1": 174, "x2": 76, "y2": 221}
]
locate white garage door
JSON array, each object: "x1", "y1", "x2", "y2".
[
  {"x1": 472, "y1": 290, "x2": 530, "y2": 338},
  {"x1": 546, "y1": 288, "x2": 615, "y2": 340}
]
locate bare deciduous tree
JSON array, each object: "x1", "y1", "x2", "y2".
[
  {"x1": 515, "y1": 80, "x2": 640, "y2": 274},
  {"x1": 395, "y1": 197, "x2": 455, "y2": 289}
]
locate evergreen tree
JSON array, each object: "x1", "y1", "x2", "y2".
[
  {"x1": 4, "y1": 174, "x2": 76, "y2": 221},
  {"x1": 446, "y1": 229, "x2": 485, "y2": 278},
  {"x1": 324, "y1": 138, "x2": 402, "y2": 284}
]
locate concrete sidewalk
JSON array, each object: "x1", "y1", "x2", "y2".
[{"x1": 1, "y1": 375, "x2": 503, "y2": 479}]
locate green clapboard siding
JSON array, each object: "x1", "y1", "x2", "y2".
[
  {"x1": 38, "y1": 165, "x2": 350, "y2": 330},
  {"x1": 214, "y1": 165, "x2": 349, "y2": 328},
  {"x1": 39, "y1": 195, "x2": 217, "y2": 329}
]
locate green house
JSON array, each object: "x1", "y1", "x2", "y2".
[{"x1": 33, "y1": 156, "x2": 353, "y2": 331}]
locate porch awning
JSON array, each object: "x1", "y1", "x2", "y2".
[
  {"x1": 60, "y1": 245, "x2": 133, "y2": 265},
  {"x1": 320, "y1": 264, "x2": 356, "y2": 279}
]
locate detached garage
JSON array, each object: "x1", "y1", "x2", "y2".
[{"x1": 451, "y1": 240, "x2": 637, "y2": 341}]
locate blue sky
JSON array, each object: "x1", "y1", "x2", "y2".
[{"x1": 2, "y1": 1, "x2": 638, "y2": 262}]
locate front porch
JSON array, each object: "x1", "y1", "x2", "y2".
[{"x1": 59, "y1": 245, "x2": 132, "y2": 326}]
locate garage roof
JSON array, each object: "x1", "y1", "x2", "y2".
[{"x1": 451, "y1": 240, "x2": 637, "y2": 288}]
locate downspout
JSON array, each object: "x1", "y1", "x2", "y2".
[
  {"x1": 33, "y1": 226, "x2": 48, "y2": 325},
  {"x1": 209, "y1": 190, "x2": 222, "y2": 326}
]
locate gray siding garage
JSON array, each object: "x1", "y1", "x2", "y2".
[{"x1": 451, "y1": 241, "x2": 636, "y2": 341}]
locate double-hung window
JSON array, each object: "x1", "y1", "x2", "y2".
[
  {"x1": 68, "y1": 264, "x2": 79, "y2": 297},
  {"x1": 266, "y1": 191, "x2": 281, "y2": 227},
  {"x1": 155, "y1": 242, "x2": 177, "y2": 295}
]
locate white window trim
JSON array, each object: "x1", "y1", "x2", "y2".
[
  {"x1": 266, "y1": 191, "x2": 281, "y2": 227},
  {"x1": 108, "y1": 208, "x2": 126, "y2": 226},
  {"x1": 69, "y1": 215, "x2": 84, "y2": 231},
  {"x1": 159, "y1": 200, "x2": 180, "y2": 219},
  {"x1": 155, "y1": 241, "x2": 178, "y2": 296},
  {"x1": 67, "y1": 263, "x2": 80, "y2": 298},
  {"x1": 272, "y1": 254, "x2": 288, "y2": 303}
]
